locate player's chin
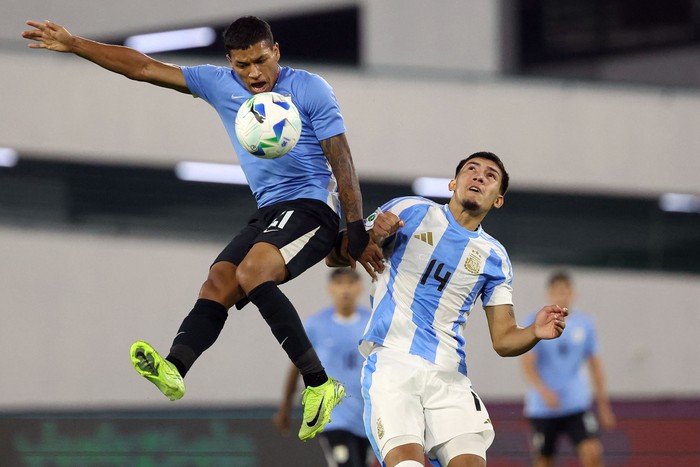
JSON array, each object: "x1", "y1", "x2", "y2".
[{"x1": 461, "y1": 198, "x2": 480, "y2": 211}]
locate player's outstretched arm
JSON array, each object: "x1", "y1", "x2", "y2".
[
  {"x1": 485, "y1": 304, "x2": 567, "y2": 357},
  {"x1": 22, "y1": 20, "x2": 189, "y2": 93},
  {"x1": 321, "y1": 133, "x2": 384, "y2": 279}
]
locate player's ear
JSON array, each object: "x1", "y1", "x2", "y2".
[
  {"x1": 448, "y1": 179, "x2": 456, "y2": 192},
  {"x1": 493, "y1": 195, "x2": 504, "y2": 209}
]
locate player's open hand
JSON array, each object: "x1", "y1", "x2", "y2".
[
  {"x1": 540, "y1": 386, "x2": 560, "y2": 409},
  {"x1": 22, "y1": 20, "x2": 74, "y2": 52},
  {"x1": 272, "y1": 407, "x2": 292, "y2": 436},
  {"x1": 348, "y1": 211, "x2": 405, "y2": 280},
  {"x1": 351, "y1": 241, "x2": 384, "y2": 281},
  {"x1": 533, "y1": 304, "x2": 568, "y2": 340},
  {"x1": 598, "y1": 402, "x2": 616, "y2": 430},
  {"x1": 326, "y1": 229, "x2": 383, "y2": 275}
]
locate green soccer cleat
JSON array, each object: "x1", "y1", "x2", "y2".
[
  {"x1": 298, "y1": 377, "x2": 347, "y2": 441},
  {"x1": 130, "y1": 340, "x2": 185, "y2": 401}
]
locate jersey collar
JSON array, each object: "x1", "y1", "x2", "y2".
[{"x1": 442, "y1": 203, "x2": 483, "y2": 237}]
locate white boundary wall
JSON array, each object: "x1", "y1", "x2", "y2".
[
  {"x1": 4, "y1": 0, "x2": 501, "y2": 73},
  {"x1": 1, "y1": 50, "x2": 699, "y2": 197},
  {"x1": 0, "y1": 225, "x2": 698, "y2": 409}
]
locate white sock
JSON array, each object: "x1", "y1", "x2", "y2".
[{"x1": 394, "y1": 461, "x2": 424, "y2": 467}]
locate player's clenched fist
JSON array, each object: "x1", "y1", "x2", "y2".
[{"x1": 370, "y1": 211, "x2": 404, "y2": 245}]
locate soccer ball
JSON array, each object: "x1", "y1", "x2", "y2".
[{"x1": 235, "y1": 92, "x2": 302, "y2": 159}]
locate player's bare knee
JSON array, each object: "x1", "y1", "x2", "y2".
[
  {"x1": 235, "y1": 258, "x2": 286, "y2": 293},
  {"x1": 578, "y1": 439, "x2": 603, "y2": 466},
  {"x1": 198, "y1": 281, "x2": 240, "y2": 308},
  {"x1": 199, "y1": 263, "x2": 243, "y2": 307},
  {"x1": 235, "y1": 263, "x2": 262, "y2": 293}
]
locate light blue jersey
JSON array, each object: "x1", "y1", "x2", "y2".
[
  {"x1": 181, "y1": 65, "x2": 345, "y2": 212},
  {"x1": 523, "y1": 310, "x2": 598, "y2": 418},
  {"x1": 359, "y1": 197, "x2": 514, "y2": 376},
  {"x1": 305, "y1": 306, "x2": 371, "y2": 437}
]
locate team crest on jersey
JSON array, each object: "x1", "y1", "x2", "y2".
[
  {"x1": 377, "y1": 418, "x2": 385, "y2": 439},
  {"x1": 464, "y1": 250, "x2": 482, "y2": 274}
]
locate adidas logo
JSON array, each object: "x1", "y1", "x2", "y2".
[{"x1": 413, "y1": 232, "x2": 433, "y2": 246}]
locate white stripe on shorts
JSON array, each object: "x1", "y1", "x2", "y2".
[{"x1": 279, "y1": 226, "x2": 320, "y2": 264}]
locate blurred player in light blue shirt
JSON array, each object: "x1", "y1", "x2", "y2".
[
  {"x1": 275, "y1": 268, "x2": 374, "y2": 467},
  {"x1": 522, "y1": 271, "x2": 616, "y2": 467}
]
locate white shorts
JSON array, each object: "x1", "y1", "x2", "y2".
[{"x1": 361, "y1": 347, "x2": 495, "y2": 463}]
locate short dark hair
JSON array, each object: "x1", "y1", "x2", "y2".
[
  {"x1": 329, "y1": 268, "x2": 360, "y2": 281},
  {"x1": 223, "y1": 16, "x2": 274, "y2": 51},
  {"x1": 547, "y1": 270, "x2": 572, "y2": 287},
  {"x1": 454, "y1": 151, "x2": 510, "y2": 195}
]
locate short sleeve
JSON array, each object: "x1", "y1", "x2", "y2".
[
  {"x1": 297, "y1": 74, "x2": 346, "y2": 141},
  {"x1": 480, "y1": 251, "x2": 514, "y2": 307},
  {"x1": 181, "y1": 65, "x2": 218, "y2": 102}
]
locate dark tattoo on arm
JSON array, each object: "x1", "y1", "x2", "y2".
[{"x1": 321, "y1": 134, "x2": 363, "y2": 222}]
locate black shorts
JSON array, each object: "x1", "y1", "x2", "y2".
[
  {"x1": 214, "y1": 198, "x2": 340, "y2": 280},
  {"x1": 528, "y1": 410, "x2": 600, "y2": 457},
  {"x1": 318, "y1": 430, "x2": 373, "y2": 467}
]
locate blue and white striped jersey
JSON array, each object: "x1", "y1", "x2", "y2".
[{"x1": 359, "y1": 196, "x2": 514, "y2": 376}]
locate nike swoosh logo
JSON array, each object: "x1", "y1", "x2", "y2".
[
  {"x1": 306, "y1": 394, "x2": 325, "y2": 427},
  {"x1": 231, "y1": 94, "x2": 248, "y2": 100},
  {"x1": 263, "y1": 227, "x2": 280, "y2": 233}
]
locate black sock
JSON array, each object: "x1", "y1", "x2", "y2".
[
  {"x1": 296, "y1": 348, "x2": 328, "y2": 387},
  {"x1": 166, "y1": 298, "x2": 228, "y2": 377},
  {"x1": 248, "y1": 281, "x2": 326, "y2": 385}
]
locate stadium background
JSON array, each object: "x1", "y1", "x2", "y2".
[{"x1": 1, "y1": 1, "x2": 699, "y2": 465}]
